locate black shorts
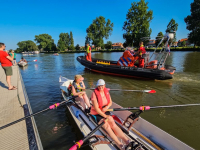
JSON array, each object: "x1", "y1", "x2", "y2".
[
  {"x1": 14, "y1": 58, "x2": 16, "y2": 60},
  {"x1": 92, "y1": 111, "x2": 111, "y2": 123}
]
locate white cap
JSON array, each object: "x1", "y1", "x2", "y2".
[{"x1": 96, "y1": 79, "x2": 105, "y2": 86}]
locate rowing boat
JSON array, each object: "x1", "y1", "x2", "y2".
[
  {"x1": 59, "y1": 76, "x2": 193, "y2": 150},
  {"x1": 18, "y1": 61, "x2": 28, "y2": 67}
]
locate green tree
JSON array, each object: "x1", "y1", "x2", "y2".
[
  {"x1": 16, "y1": 41, "x2": 26, "y2": 52},
  {"x1": 69, "y1": 31, "x2": 75, "y2": 50},
  {"x1": 75, "y1": 44, "x2": 80, "y2": 51},
  {"x1": 86, "y1": 16, "x2": 114, "y2": 48},
  {"x1": 165, "y1": 19, "x2": 178, "y2": 43},
  {"x1": 123, "y1": 0, "x2": 153, "y2": 47},
  {"x1": 16, "y1": 40, "x2": 38, "y2": 52},
  {"x1": 155, "y1": 32, "x2": 164, "y2": 47},
  {"x1": 85, "y1": 36, "x2": 91, "y2": 48},
  {"x1": 57, "y1": 33, "x2": 70, "y2": 51},
  {"x1": 35, "y1": 34, "x2": 56, "y2": 52},
  {"x1": 184, "y1": 0, "x2": 200, "y2": 46},
  {"x1": 181, "y1": 41, "x2": 186, "y2": 47},
  {"x1": 104, "y1": 41, "x2": 112, "y2": 49}
]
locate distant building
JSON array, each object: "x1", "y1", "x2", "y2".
[
  {"x1": 112, "y1": 42, "x2": 124, "y2": 49},
  {"x1": 146, "y1": 39, "x2": 156, "y2": 47},
  {"x1": 173, "y1": 42, "x2": 178, "y2": 46},
  {"x1": 178, "y1": 38, "x2": 191, "y2": 46},
  {"x1": 80, "y1": 46, "x2": 85, "y2": 50}
]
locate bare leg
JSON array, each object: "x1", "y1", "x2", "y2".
[
  {"x1": 82, "y1": 93, "x2": 91, "y2": 107},
  {"x1": 75, "y1": 97, "x2": 86, "y2": 110},
  {"x1": 14, "y1": 60, "x2": 17, "y2": 65},
  {"x1": 107, "y1": 116, "x2": 129, "y2": 144},
  {"x1": 6, "y1": 76, "x2": 13, "y2": 89},
  {"x1": 99, "y1": 120, "x2": 123, "y2": 146}
]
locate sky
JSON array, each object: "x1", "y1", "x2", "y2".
[{"x1": 0, "y1": 0, "x2": 193, "y2": 50}]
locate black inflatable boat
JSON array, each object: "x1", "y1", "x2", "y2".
[{"x1": 77, "y1": 56, "x2": 175, "y2": 80}]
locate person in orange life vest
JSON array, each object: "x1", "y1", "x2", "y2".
[
  {"x1": 71, "y1": 75, "x2": 91, "y2": 111},
  {"x1": 86, "y1": 43, "x2": 92, "y2": 61},
  {"x1": 90, "y1": 79, "x2": 130, "y2": 148},
  {"x1": 135, "y1": 42, "x2": 146, "y2": 68}
]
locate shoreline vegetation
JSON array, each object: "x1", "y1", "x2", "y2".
[
  {"x1": 17, "y1": 47, "x2": 200, "y2": 54},
  {"x1": 14, "y1": 1, "x2": 200, "y2": 55}
]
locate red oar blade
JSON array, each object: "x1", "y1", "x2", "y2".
[{"x1": 148, "y1": 90, "x2": 156, "y2": 93}]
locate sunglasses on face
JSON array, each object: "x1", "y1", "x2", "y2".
[{"x1": 98, "y1": 85, "x2": 104, "y2": 87}]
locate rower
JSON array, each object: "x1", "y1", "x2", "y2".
[
  {"x1": 18, "y1": 57, "x2": 27, "y2": 64},
  {"x1": 71, "y1": 75, "x2": 91, "y2": 113},
  {"x1": 90, "y1": 79, "x2": 130, "y2": 148}
]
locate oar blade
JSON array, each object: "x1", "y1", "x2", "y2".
[{"x1": 147, "y1": 90, "x2": 156, "y2": 93}]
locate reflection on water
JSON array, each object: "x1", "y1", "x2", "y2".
[
  {"x1": 16, "y1": 51, "x2": 200, "y2": 149},
  {"x1": 19, "y1": 65, "x2": 28, "y2": 70}
]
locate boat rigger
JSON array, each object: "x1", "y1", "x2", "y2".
[{"x1": 59, "y1": 76, "x2": 194, "y2": 150}]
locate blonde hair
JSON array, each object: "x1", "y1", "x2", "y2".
[{"x1": 74, "y1": 75, "x2": 83, "y2": 81}]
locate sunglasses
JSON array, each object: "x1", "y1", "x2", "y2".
[{"x1": 98, "y1": 85, "x2": 104, "y2": 87}]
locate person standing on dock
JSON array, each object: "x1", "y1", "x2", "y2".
[
  {"x1": 85, "y1": 43, "x2": 92, "y2": 61},
  {"x1": 10, "y1": 50, "x2": 17, "y2": 65},
  {"x1": 0, "y1": 43, "x2": 17, "y2": 90}
]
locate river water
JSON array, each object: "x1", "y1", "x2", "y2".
[{"x1": 17, "y1": 51, "x2": 200, "y2": 150}]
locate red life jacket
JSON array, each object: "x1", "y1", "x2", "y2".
[
  {"x1": 94, "y1": 87, "x2": 110, "y2": 111},
  {"x1": 138, "y1": 46, "x2": 146, "y2": 55}
]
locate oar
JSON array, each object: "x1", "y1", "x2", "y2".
[
  {"x1": 27, "y1": 59, "x2": 37, "y2": 62},
  {"x1": 0, "y1": 96, "x2": 75, "y2": 130},
  {"x1": 107, "y1": 103, "x2": 200, "y2": 112},
  {"x1": 69, "y1": 118, "x2": 108, "y2": 150},
  {"x1": 88, "y1": 88, "x2": 156, "y2": 93}
]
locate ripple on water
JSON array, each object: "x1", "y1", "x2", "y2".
[{"x1": 18, "y1": 52, "x2": 200, "y2": 150}]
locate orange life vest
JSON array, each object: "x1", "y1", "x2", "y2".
[
  {"x1": 94, "y1": 87, "x2": 110, "y2": 111},
  {"x1": 138, "y1": 45, "x2": 146, "y2": 56},
  {"x1": 117, "y1": 50, "x2": 135, "y2": 66}
]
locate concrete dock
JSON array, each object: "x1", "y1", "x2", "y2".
[{"x1": 0, "y1": 66, "x2": 43, "y2": 150}]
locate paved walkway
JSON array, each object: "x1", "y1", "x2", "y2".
[{"x1": 0, "y1": 66, "x2": 29, "y2": 150}]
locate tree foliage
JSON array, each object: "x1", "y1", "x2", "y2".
[
  {"x1": 122, "y1": 0, "x2": 153, "y2": 47},
  {"x1": 184, "y1": 0, "x2": 200, "y2": 46},
  {"x1": 69, "y1": 31, "x2": 75, "y2": 50},
  {"x1": 34, "y1": 34, "x2": 57, "y2": 51},
  {"x1": 57, "y1": 33, "x2": 69, "y2": 51},
  {"x1": 155, "y1": 32, "x2": 164, "y2": 47},
  {"x1": 86, "y1": 16, "x2": 114, "y2": 48},
  {"x1": 166, "y1": 18, "x2": 178, "y2": 42},
  {"x1": 75, "y1": 44, "x2": 80, "y2": 51},
  {"x1": 16, "y1": 40, "x2": 38, "y2": 52},
  {"x1": 181, "y1": 41, "x2": 186, "y2": 47},
  {"x1": 104, "y1": 41, "x2": 112, "y2": 49},
  {"x1": 58, "y1": 32, "x2": 75, "y2": 51}
]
